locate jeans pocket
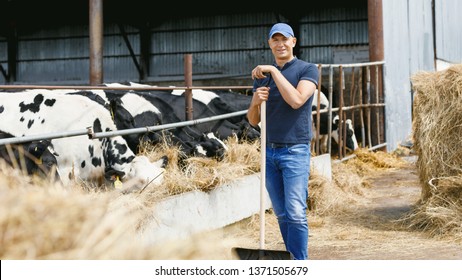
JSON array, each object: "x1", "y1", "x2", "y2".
[{"x1": 288, "y1": 144, "x2": 310, "y2": 155}]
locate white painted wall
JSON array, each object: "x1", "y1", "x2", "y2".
[{"x1": 382, "y1": 0, "x2": 435, "y2": 151}]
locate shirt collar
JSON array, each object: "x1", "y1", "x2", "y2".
[{"x1": 273, "y1": 56, "x2": 297, "y2": 71}]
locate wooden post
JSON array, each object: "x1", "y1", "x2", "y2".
[
  {"x1": 368, "y1": 0, "x2": 384, "y2": 147},
  {"x1": 89, "y1": 0, "x2": 103, "y2": 85},
  {"x1": 184, "y1": 54, "x2": 193, "y2": 121}
]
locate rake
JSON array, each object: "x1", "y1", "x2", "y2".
[{"x1": 232, "y1": 101, "x2": 292, "y2": 260}]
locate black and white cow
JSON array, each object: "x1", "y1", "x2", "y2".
[
  {"x1": 64, "y1": 89, "x2": 143, "y2": 154},
  {"x1": 0, "y1": 90, "x2": 166, "y2": 191},
  {"x1": 168, "y1": 88, "x2": 260, "y2": 141},
  {"x1": 211, "y1": 89, "x2": 254, "y2": 112},
  {"x1": 12, "y1": 88, "x2": 143, "y2": 155},
  {"x1": 311, "y1": 90, "x2": 359, "y2": 154},
  {"x1": 102, "y1": 84, "x2": 228, "y2": 160},
  {"x1": 119, "y1": 83, "x2": 259, "y2": 143},
  {"x1": 0, "y1": 131, "x2": 60, "y2": 179}
]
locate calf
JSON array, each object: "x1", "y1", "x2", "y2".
[
  {"x1": 0, "y1": 90, "x2": 166, "y2": 191},
  {"x1": 311, "y1": 90, "x2": 358, "y2": 154},
  {"x1": 0, "y1": 131, "x2": 60, "y2": 179}
]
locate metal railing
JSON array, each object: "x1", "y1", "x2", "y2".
[
  {"x1": 0, "y1": 84, "x2": 251, "y2": 146},
  {"x1": 313, "y1": 61, "x2": 386, "y2": 160},
  {"x1": 1, "y1": 60, "x2": 386, "y2": 162}
]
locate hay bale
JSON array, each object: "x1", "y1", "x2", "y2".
[
  {"x1": 411, "y1": 64, "x2": 462, "y2": 201},
  {"x1": 399, "y1": 176, "x2": 462, "y2": 240},
  {"x1": 407, "y1": 64, "x2": 462, "y2": 239}
]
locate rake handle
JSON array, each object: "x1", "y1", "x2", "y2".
[{"x1": 260, "y1": 101, "x2": 266, "y2": 250}]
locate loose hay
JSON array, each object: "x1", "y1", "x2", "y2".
[
  {"x1": 0, "y1": 162, "x2": 238, "y2": 259},
  {"x1": 0, "y1": 130, "x2": 415, "y2": 259},
  {"x1": 159, "y1": 135, "x2": 260, "y2": 194},
  {"x1": 309, "y1": 148, "x2": 407, "y2": 216},
  {"x1": 0, "y1": 135, "x2": 263, "y2": 259},
  {"x1": 138, "y1": 135, "x2": 261, "y2": 197},
  {"x1": 346, "y1": 148, "x2": 407, "y2": 176},
  {"x1": 308, "y1": 167, "x2": 355, "y2": 215},
  {"x1": 404, "y1": 64, "x2": 462, "y2": 239}
]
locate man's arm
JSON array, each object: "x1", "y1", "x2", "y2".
[
  {"x1": 247, "y1": 86, "x2": 269, "y2": 127},
  {"x1": 271, "y1": 70, "x2": 317, "y2": 109},
  {"x1": 252, "y1": 65, "x2": 317, "y2": 109}
]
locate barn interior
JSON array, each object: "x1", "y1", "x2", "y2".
[{"x1": 0, "y1": 0, "x2": 367, "y2": 34}]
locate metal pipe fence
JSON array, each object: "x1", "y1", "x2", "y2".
[
  {"x1": 312, "y1": 60, "x2": 386, "y2": 159},
  {"x1": 0, "y1": 110, "x2": 247, "y2": 146},
  {"x1": 1, "y1": 60, "x2": 386, "y2": 161}
]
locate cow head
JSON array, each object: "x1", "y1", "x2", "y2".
[
  {"x1": 105, "y1": 155, "x2": 167, "y2": 193},
  {"x1": 332, "y1": 115, "x2": 359, "y2": 152},
  {"x1": 235, "y1": 119, "x2": 260, "y2": 142},
  {"x1": 194, "y1": 132, "x2": 228, "y2": 160},
  {"x1": 27, "y1": 139, "x2": 60, "y2": 180},
  {"x1": 0, "y1": 132, "x2": 60, "y2": 180}
]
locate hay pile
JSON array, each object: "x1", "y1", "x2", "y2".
[
  {"x1": 139, "y1": 135, "x2": 261, "y2": 197},
  {"x1": 0, "y1": 134, "x2": 408, "y2": 259},
  {"x1": 308, "y1": 148, "x2": 406, "y2": 215},
  {"x1": 405, "y1": 64, "x2": 462, "y2": 239},
  {"x1": 0, "y1": 136, "x2": 261, "y2": 259},
  {"x1": 0, "y1": 160, "x2": 240, "y2": 259}
]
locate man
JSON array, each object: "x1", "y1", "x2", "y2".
[{"x1": 247, "y1": 22, "x2": 319, "y2": 260}]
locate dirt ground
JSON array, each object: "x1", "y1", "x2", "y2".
[{"x1": 219, "y1": 155, "x2": 462, "y2": 260}]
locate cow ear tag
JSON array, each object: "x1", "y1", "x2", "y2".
[
  {"x1": 35, "y1": 157, "x2": 43, "y2": 165},
  {"x1": 33, "y1": 147, "x2": 43, "y2": 164},
  {"x1": 114, "y1": 176, "x2": 123, "y2": 189}
]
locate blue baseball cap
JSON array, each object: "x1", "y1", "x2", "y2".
[{"x1": 268, "y1": 23, "x2": 294, "y2": 40}]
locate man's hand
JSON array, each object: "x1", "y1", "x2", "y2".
[
  {"x1": 251, "y1": 65, "x2": 276, "y2": 80},
  {"x1": 252, "y1": 86, "x2": 270, "y2": 105}
]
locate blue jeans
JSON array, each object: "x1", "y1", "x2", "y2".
[{"x1": 265, "y1": 143, "x2": 310, "y2": 260}]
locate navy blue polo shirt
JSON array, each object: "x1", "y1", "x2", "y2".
[{"x1": 253, "y1": 57, "x2": 319, "y2": 144}]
